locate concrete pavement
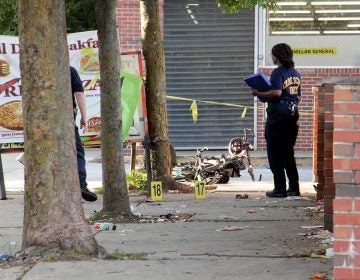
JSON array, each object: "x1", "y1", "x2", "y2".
[{"x1": 0, "y1": 149, "x2": 332, "y2": 280}]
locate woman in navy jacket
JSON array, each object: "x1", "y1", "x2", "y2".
[{"x1": 252, "y1": 43, "x2": 301, "y2": 198}]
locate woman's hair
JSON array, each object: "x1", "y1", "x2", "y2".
[{"x1": 271, "y1": 43, "x2": 294, "y2": 69}]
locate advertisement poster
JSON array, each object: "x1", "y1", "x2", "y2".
[{"x1": 0, "y1": 31, "x2": 145, "y2": 145}]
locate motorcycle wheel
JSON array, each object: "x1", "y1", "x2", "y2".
[{"x1": 218, "y1": 173, "x2": 230, "y2": 184}]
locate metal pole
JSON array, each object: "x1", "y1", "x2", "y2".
[
  {"x1": 144, "y1": 135, "x2": 152, "y2": 197},
  {"x1": 0, "y1": 148, "x2": 6, "y2": 200},
  {"x1": 130, "y1": 142, "x2": 137, "y2": 173}
]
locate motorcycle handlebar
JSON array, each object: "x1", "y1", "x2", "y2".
[{"x1": 196, "y1": 147, "x2": 208, "y2": 156}]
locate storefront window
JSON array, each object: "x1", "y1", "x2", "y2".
[
  {"x1": 269, "y1": 1, "x2": 360, "y2": 35},
  {"x1": 265, "y1": 1, "x2": 360, "y2": 66}
]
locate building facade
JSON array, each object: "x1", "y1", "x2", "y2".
[{"x1": 116, "y1": 0, "x2": 360, "y2": 151}]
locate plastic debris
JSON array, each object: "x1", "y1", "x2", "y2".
[
  {"x1": 326, "y1": 248, "x2": 334, "y2": 258},
  {"x1": 94, "y1": 222, "x2": 116, "y2": 231},
  {"x1": 301, "y1": 225, "x2": 323, "y2": 229},
  {"x1": 220, "y1": 215, "x2": 238, "y2": 220},
  {"x1": 0, "y1": 253, "x2": 10, "y2": 261}
]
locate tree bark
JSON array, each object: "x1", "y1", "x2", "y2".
[
  {"x1": 94, "y1": 0, "x2": 133, "y2": 218},
  {"x1": 19, "y1": 0, "x2": 99, "y2": 256},
  {"x1": 140, "y1": 0, "x2": 174, "y2": 186}
]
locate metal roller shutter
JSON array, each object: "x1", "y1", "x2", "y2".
[{"x1": 164, "y1": 0, "x2": 255, "y2": 149}]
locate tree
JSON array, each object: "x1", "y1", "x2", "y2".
[
  {"x1": 216, "y1": 0, "x2": 278, "y2": 12},
  {"x1": 140, "y1": 0, "x2": 174, "y2": 187},
  {"x1": 0, "y1": 0, "x2": 96, "y2": 35},
  {"x1": 94, "y1": 0, "x2": 133, "y2": 220},
  {"x1": 18, "y1": 0, "x2": 100, "y2": 257}
]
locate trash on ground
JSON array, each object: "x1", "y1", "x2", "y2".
[
  {"x1": 158, "y1": 212, "x2": 193, "y2": 222},
  {"x1": 94, "y1": 222, "x2": 116, "y2": 231},
  {"x1": 216, "y1": 226, "x2": 244, "y2": 232},
  {"x1": 326, "y1": 247, "x2": 334, "y2": 258},
  {"x1": 301, "y1": 225, "x2": 323, "y2": 229},
  {"x1": 285, "y1": 196, "x2": 311, "y2": 201},
  {"x1": 0, "y1": 253, "x2": 10, "y2": 261},
  {"x1": 246, "y1": 209, "x2": 257, "y2": 214},
  {"x1": 235, "y1": 194, "x2": 248, "y2": 199},
  {"x1": 168, "y1": 190, "x2": 179, "y2": 194},
  {"x1": 310, "y1": 249, "x2": 328, "y2": 259},
  {"x1": 310, "y1": 253, "x2": 329, "y2": 259},
  {"x1": 311, "y1": 273, "x2": 328, "y2": 280}
]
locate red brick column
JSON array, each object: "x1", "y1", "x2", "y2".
[
  {"x1": 332, "y1": 82, "x2": 360, "y2": 280},
  {"x1": 323, "y1": 88, "x2": 334, "y2": 232},
  {"x1": 313, "y1": 86, "x2": 325, "y2": 201}
]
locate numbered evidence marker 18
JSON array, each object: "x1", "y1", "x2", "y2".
[
  {"x1": 150, "y1": 181, "x2": 163, "y2": 201},
  {"x1": 194, "y1": 181, "x2": 206, "y2": 199}
]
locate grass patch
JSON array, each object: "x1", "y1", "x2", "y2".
[
  {"x1": 93, "y1": 187, "x2": 103, "y2": 195},
  {"x1": 43, "y1": 246, "x2": 91, "y2": 262},
  {"x1": 88, "y1": 210, "x2": 111, "y2": 222},
  {"x1": 106, "y1": 250, "x2": 149, "y2": 261}
]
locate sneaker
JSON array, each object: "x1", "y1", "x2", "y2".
[
  {"x1": 266, "y1": 190, "x2": 287, "y2": 198},
  {"x1": 81, "y1": 187, "x2": 98, "y2": 202}
]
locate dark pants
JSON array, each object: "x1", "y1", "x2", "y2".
[
  {"x1": 265, "y1": 103, "x2": 299, "y2": 193},
  {"x1": 75, "y1": 126, "x2": 87, "y2": 189}
]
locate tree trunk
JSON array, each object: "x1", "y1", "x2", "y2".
[
  {"x1": 140, "y1": 0, "x2": 174, "y2": 186},
  {"x1": 94, "y1": 0, "x2": 133, "y2": 218},
  {"x1": 19, "y1": 0, "x2": 100, "y2": 256}
]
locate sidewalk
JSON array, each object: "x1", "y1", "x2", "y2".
[
  {"x1": 0, "y1": 149, "x2": 332, "y2": 279},
  {"x1": 1, "y1": 192, "x2": 332, "y2": 280}
]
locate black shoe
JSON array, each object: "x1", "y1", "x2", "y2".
[
  {"x1": 286, "y1": 189, "x2": 301, "y2": 196},
  {"x1": 81, "y1": 187, "x2": 98, "y2": 202},
  {"x1": 266, "y1": 190, "x2": 287, "y2": 198}
]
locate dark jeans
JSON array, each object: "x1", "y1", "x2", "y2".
[
  {"x1": 75, "y1": 126, "x2": 87, "y2": 189},
  {"x1": 265, "y1": 103, "x2": 299, "y2": 193}
]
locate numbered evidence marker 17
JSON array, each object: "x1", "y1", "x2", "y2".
[
  {"x1": 151, "y1": 181, "x2": 163, "y2": 201},
  {"x1": 194, "y1": 181, "x2": 206, "y2": 199}
]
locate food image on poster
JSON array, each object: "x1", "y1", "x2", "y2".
[
  {"x1": 79, "y1": 54, "x2": 99, "y2": 72},
  {"x1": 0, "y1": 100, "x2": 23, "y2": 130},
  {"x1": 0, "y1": 59, "x2": 10, "y2": 77}
]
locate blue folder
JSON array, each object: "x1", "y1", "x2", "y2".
[{"x1": 244, "y1": 72, "x2": 272, "y2": 103}]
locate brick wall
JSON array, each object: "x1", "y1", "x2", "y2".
[
  {"x1": 329, "y1": 81, "x2": 360, "y2": 280},
  {"x1": 116, "y1": 0, "x2": 142, "y2": 53},
  {"x1": 257, "y1": 68, "x2": 360, "y2": 152}
]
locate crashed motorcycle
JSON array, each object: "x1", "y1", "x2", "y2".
[
  {"x1": 222, "y1": 128, "x2": 255, "y2": 181},
  {"x1": 173, "y1": 147, "x2": 229, "y2": 185}
]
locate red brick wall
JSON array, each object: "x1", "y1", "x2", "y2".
[
  {"x1": 313, "y1": 86, "x2": 324, "y2": 200},
  {"x1": 257, "y1": 68, "x2": 360, "y2": 152},
  {"x1": 331, "y1": 83, "x2": 360, "y2": 280}
]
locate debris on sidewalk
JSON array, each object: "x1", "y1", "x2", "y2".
[
  {"x1": 139, "y1": 212, "x2": 194, "y2": 223},
  {"x1": 216, "y1": 226, "x2": 244, "y2": 232},
  {"x1": 235, "y1": 194, "x2": 248, "y2": 199},
  {"x1": 285, "y1": 196, "x2": 311, "y2": 201},
  {"x1": 301, "y1": 225, "x2": 323, "y2": 230},
  {"x1": 0, "y1": 253, "x2": 10, "y2": 261},
  {"x1": 311, "y1": 273, "x2": 328, "y2": 280}
]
